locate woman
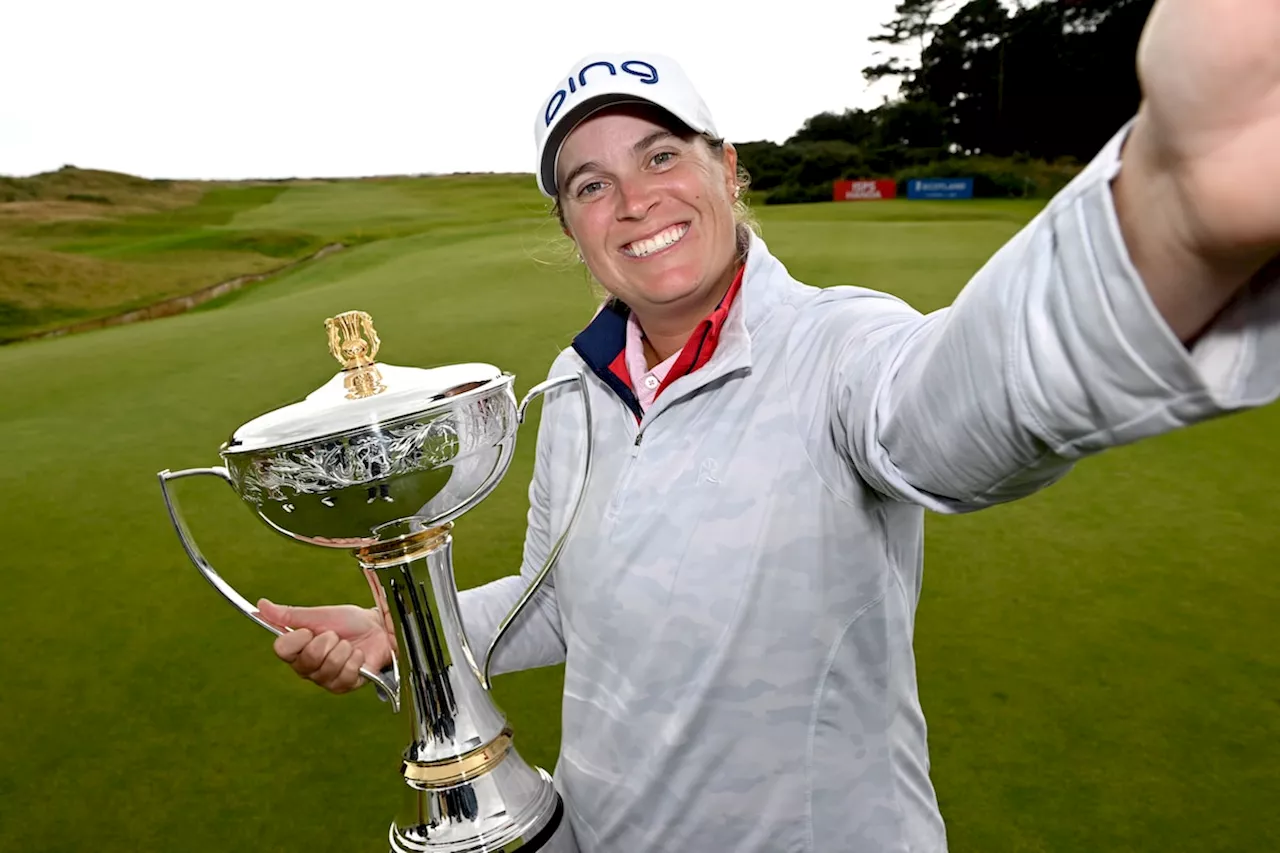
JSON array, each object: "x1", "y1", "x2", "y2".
[{"x1": 258, "y1": 2, "x2": 1280, "y2": 850}]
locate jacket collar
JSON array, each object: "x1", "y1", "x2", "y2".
[{"x1": 570, "y1": 230, "x2": 790, "y2": 422}]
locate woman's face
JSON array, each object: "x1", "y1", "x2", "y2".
[{"x1": 556, "y1": 105, "x2": 739, "y2": 316}]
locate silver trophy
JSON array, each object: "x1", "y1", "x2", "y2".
[{"x1": 158, "y1": 310, "x2": 589, "y2": 852}]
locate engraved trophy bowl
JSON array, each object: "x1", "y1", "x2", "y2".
[{"x1": 158, "y1": 310, "x2": 589, "y2": 853}]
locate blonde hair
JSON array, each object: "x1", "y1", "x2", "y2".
[{"x1": 703, "y1": 134, "x2": 760, "y2": 247}]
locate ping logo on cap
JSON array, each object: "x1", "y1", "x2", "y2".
[{"x1": 544, "y1": 60, "x2": 660, "y2": 128}]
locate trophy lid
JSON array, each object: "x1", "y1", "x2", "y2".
[{"x1": 222, "y1": 310, "x2": 507, "y2": 455}]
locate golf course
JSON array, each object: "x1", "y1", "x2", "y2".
[{"x1": 1, "y1": 170, "x2": 1276, "y2": 852}]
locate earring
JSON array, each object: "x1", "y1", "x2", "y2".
[{"x1": 733, "y1": 186, "x2": 741, "y2": 200}]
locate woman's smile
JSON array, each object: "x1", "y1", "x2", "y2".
[{"x1": 621, "y1": 222, "x2": 691, "y2": 259}]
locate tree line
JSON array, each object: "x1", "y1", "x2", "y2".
[{"x1": 735, "y1": 0, "x2": 1156, "y2": 204}]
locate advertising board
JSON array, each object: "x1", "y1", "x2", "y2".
[
  {"x1": 906, "y1": 178, "x2": 975, "y2": 200},
  {"x1": 833, "y1": 179, "x2": 898, "y2": 201}
]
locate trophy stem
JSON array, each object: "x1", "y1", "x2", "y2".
[{"x1": 357, "y1": 527, "x2": 576, "y2": 852}]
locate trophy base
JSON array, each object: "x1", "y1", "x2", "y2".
[{"x1": 389, "y1": 766, "x2": 577, "y2": 853}]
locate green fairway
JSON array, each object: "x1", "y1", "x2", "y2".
[{"x1": 1, "y1": 182, "x2": 1276, "y2": 852}]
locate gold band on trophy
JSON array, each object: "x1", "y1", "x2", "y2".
[
  {"x1": 356, "y1": 525, "x2": 453, "y2": 569},
  {"x1": 402, "y1": 729, "x2": 515, "y2": 788}
]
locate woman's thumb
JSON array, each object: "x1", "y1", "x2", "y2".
[{"x1": 257, "y1": 598, "x2": 299, "y2": 631}]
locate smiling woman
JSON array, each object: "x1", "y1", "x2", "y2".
[
  {"x1": 260, "y1": 14, "x2": 1280, "y2": 853},
  {"x1": 553, "y1": 106, "x2": 744, "y2": 362},
  {"x1": 547, "y1": 114, "x2": 757, "y2": 336}
]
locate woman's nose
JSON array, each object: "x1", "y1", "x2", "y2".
[{"x1": 614, "y1": 175, "x2": 659, "y2": 220}]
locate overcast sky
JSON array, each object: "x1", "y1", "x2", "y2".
[{"x1": 1, "y1": 0, "x2": 911, "y2": 181}]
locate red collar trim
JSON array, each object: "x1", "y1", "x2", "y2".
[
  {"x1": 573, "y1": 265, "x2": 746, "y2": 420},
  {"x1": 654, "y1": 264, "x2": 745, "y2": 399}
]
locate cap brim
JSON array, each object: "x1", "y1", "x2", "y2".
[{"x1": 539, "y1": 94, "x2": 697, "y2": 197}]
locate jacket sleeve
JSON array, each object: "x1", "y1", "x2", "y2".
[
  {"x1": 824, "y1": 122, "x2": 1280, "y2": 513},
  {"x1": 456, "y1": 362, "x2": 571, "y2": 676}
]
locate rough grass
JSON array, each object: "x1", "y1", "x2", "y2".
[
  {"x1": 0, "y1": 175, "x2": 317, "y2": 340},
  {"x1": 0, "y1": 181, "x2": 1276, "y2": 853},
  {"x1": 0, "y1": 170, "x2": 563, "y2": 341},
  {"x1": 0, "y1": 166, "x2": 196, "y2": 206}
]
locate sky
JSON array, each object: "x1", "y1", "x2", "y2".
[{"x1": 0, "y1": 0, "x2": 910, "y2": 181}]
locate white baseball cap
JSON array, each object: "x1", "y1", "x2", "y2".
[{"x1": 532, "y1": 52, "x2": 719, "y2": 198}]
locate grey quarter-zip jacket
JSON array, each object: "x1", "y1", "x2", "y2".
[{"x1": 457, "y1": 123, "x2": 1280, "y2": 853}]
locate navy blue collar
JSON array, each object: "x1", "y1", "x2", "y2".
[{"x1": 571, "y1": 298, "x2": 644, "y2": 421}]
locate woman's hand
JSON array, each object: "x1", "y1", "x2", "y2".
[
  {"x1": 256, "y1": 598, "x2": 394, "y2": 694},
  {"x1": 1114, "y1": 0, "x2": 1280, "y2": 341}
]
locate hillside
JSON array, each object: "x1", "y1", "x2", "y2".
[
  {"x1": 0, "y1": 167, "x2": 294, "y2": 341},
  {"x1": 0, "y1": 166, "x2": 550, "y2": 342}
]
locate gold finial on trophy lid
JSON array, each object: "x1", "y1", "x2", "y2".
[
  {"x1": 326, "y1": 310, "x2": 381, "y2": 369},
  {"x1": 324, "y1": 310, "x2": 386, "y2": 399}
]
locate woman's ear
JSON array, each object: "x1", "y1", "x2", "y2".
[
  {"x1": 723, "y1": 142, "x2": 740, "y2": 198},
  {"x1": 562, "y1": 228, "x2": 584, "y2": 264}
]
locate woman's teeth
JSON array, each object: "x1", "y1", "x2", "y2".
[{"x1": 624, "y1": 224, "x2": 689, "y2": 258}]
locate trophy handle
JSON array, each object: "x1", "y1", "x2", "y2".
[
  {"x1": 157, "y1": 466, "x2": 402, "y2": 711},
  {"x1": 480, "y1": 372, "x2": 593, "y2": 689}
]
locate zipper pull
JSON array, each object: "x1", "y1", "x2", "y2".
[{"x1": 632, "y1": 431, "x2": 643, "y2": 457}]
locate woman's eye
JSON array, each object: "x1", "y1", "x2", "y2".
[
  {"x1": 577, "y1": 180, "x2": 604, "y2": 197},
  {"x1": 651, "y1": 151, "x2": 675, "y2": 167}
]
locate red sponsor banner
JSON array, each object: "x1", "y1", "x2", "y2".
[{"x1": 833, "y1": 179, "x2": 898, "y2": 201}]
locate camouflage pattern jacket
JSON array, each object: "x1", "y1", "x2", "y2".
[{"x1": 458, "y1": 125, "x2": 1280, "y2": 852}]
